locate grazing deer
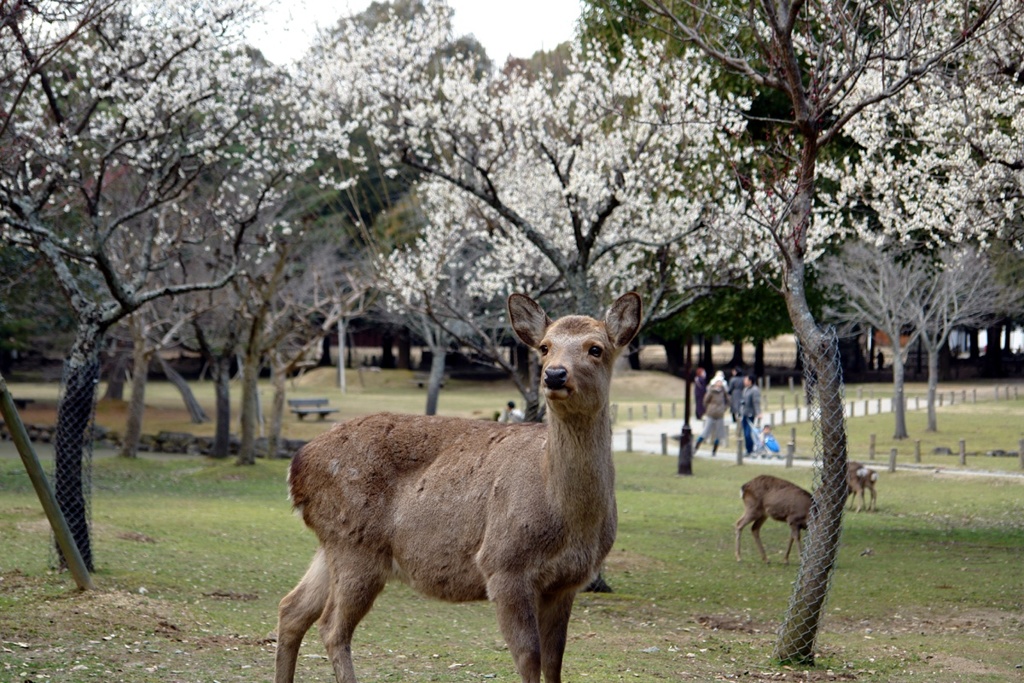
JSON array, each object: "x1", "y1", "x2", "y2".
[
  {"x1": 735, "y1": 474, "x2": 812, "y2": 564},
  {"x1": 847, "y1": 461, "x2": 878, "y2": 512},
  {"x1": 274, "y1": 293, "x2": 642, "y2": 683}
]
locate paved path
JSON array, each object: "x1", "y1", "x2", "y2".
[{"x1": 611, "y1": 416, "x2": 1024, "y2": 478}]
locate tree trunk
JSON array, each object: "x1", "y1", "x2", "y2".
[
  {"x1": 424, "y1": 344, "x2": 447, "y2": 416},
  {"x1": 102, "y1": 348, "x2": 128, "y2": 401},
  {"x1": 158, "y1": 356, "x2": 209, "y2": 423},
  {"x1": 120, "y1": 333, "x2": 150, "y2": 459},
  {"x1": 730, "y1": 338, "x2": 744, "y2": 367},
  {"x1": 268, "y1": 355, "x2": 287, "y2": 458},
  {"x1": 982, "y1": 322, "x2": 1004, "y2": 377},
  {"x1": 210, "y1": 355, "x2": 233, "y2": 459},
  {"x1": 702, "y1": 336, "x2": 714, "y2": 373},
  {"x1": 397, "y1": 330, "x2": 412, "y2": 370},
  {"x1": 754, "y1": 339, "x2": 765, "y2": 379},
  {"x1": 774, "y1": 261, "x2": 847, "y2": 666},
  {"x1": 237, "y1": 352, "x2": 261, "y2": 465},
  {"x1": 627, "y1": 337, "x2": 641, "y2": 370},
  {"x1": 926, "y1": 346, "x2": 940, "y2": 432},
  {"x1": 53, "y1": 348, "x2": 101, "y2": 573},
  {"x1": 663, "y1": 338, "x2": 684, "y2": 376},
  {"x1": 381, "y1": 331, "x2": 395, "y2": 369},
  {"x1": 890, "y1": 342, "x2": 908, "y2": 440}
]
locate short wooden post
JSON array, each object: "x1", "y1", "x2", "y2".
[
  {"x1": 1005, "y1": 386, "x2": 1011, "y2": 401},
  {"x1": 994, "y1": 386, "x2": 1000, "y2": 401},
  {"x1": 877, "y1": 398, "x2": 883, "y2": 414},
  {"x1": 857, "y1": 387, "x2": 863, "y2": 400},
  {"x1": 671, "y1": 402, "x2": 677, "y2": 418},
  {"x1": 788, "y1": 376, "x2": 794, "y2": 391},
  {"x1": 939, "y1": 393, "x2": 944, "y2": 407},
  {"x1": 869, "y1": 434, "x2": 876, "y2": 461},
  {"x1": 642, "y1": 404, "x2": 648, "y2": 420},
  {"x1": 949, "y1": 391, "x2": 955, "y2": 406},
  {"x1": 628, "y1": 406, "x2": 633, "y2": 421},
  {"x1": 1019, "y1": 439, "x2": 1024, "y2": 471},
  {"x1": 889, "y1": 448, "x2": 897, "y2": 473},
  {"x1": 626, "y1": 429, "x2": 633, "y2": 453},
  {"x1": 961, "y1": 389, "x2": 966, "y2": 403},
  {"x1": 972, "y1": 388, "x2": 977, "y2": 404},
  {"x1": 959, "y1": 439, "x2": 966, "y2": 466},
  {"x1": 785, "y1": 442, "x2": 795, "y2": 468},
  {"x1": 660, "y1": 433, "x2": 668, "y2": 455},
  {"x1": 611, "y1": 404, "x2": 619, "y2": 424},
  {"x1": 915, "y1": 396, "x2": 920, "y2": 411},
  {"x1": 915, "y1": 439, "x2": 921, "y2": 463},
  {"x1": 864, "y1": 399, "x2": 869, "y2": 416},
  {"x1": 736, "y1": 424, "x2": 744, "y2": 465},
  {"x1": 790, "y1": 427, "x2": 796, "y2": 449}
]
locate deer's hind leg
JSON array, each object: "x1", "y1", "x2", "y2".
[
  {"x1": 276, "y1": 547, "x2": 330, "y2": 683},
  {"x1": 319, "y1": 547, "x2": 390, "y2": 683}
]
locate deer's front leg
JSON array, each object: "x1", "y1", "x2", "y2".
[
  {"x1": 489, "y1": 573, "x2": 542, "y2": 683},
  {"x1": 539, "y1": 590, "x2": 575, "y2": 683}
]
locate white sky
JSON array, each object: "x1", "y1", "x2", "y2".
[{"x1": 247, "y1": 0, "x2": 583, "y2": 65}]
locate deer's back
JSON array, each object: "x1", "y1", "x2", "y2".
[
  {"x1": 742, "y1": 475, "x2": 811, "y2": 524},
  {"x1": 287, "y1": 413, "x2": 605, "y2": 601}
]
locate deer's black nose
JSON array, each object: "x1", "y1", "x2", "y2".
[{"x1": 544, "y1": 367, "x2": 568, "y2": 390}]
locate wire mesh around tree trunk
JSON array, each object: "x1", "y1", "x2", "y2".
[
  {"x1": 773, "y1": 327, "x2": 848, "y2": 665},
  {"x1": 50, "y1": 359, "x2": 98, "y2": 572}
]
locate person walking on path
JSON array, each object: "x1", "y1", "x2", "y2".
[
  {"x1": 741, "y1": 374, "x2": 762, "y2": 456},
  {"x1": 693, "y1": 367, "x2": 707, "y2": 420},
  {"x1": 694, "y1": 371, "x2": 728, "y2": 456},
  {"x1": 727, "y1": 367, "x2": 745, "y2": 423}
]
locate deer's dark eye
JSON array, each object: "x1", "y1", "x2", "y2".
[
  {"x1": 589, "y1": 345, "x2": 603, "y2": 358},
  {"x1": 539, "y1": 344, "x2": 549, "y2": 355}
]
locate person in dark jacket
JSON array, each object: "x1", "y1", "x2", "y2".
[
  {"x1": 740, "y1": 374, "x2": 762, "y2": 456},
  {"x1": 727, "y1": 367, "x2": 745, "y2": 423},
  {"x1": 693, "y1": 367, "x2": 707, "y2": 419}
]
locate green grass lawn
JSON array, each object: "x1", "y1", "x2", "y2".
[
  {"x1": 2, "y1": 368, "x2": 1023, "y2": 681},
  {"x1": 2, "y1": 445, "x2": 1022, "y2": 681}
]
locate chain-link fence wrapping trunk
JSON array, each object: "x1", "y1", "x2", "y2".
[
  {"x1": 774, "y1": 329, "x2": 848, "y2": 664},
  {"x1": 50, "y1": 359, "x2": 98, "y2": 572}
]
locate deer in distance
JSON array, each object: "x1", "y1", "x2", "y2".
[
  {"x1": 847, "y1": 461, "x2": 878, "y2": 512},
  {"x1": 274, "y1": 292, "x2": 642, "y2": 683},
  {"x1": 735, "y1": 474, "x2": 812, "y2": 564}
]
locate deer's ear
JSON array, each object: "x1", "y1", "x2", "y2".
[
  {"x1": 507, "y1": 294, "x2": 552, "y2": 348},
  {"x1": 605, "y1": 292, "x2": 642, "y2": 349}
]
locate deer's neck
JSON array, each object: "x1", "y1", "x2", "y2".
[{"x1": 544, "y1": 405, "x2": 614, "y2": 517}]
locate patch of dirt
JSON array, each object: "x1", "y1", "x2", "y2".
[
  {"x1": 203, "y1": 590, "x2": 259, "y2": 601},
  {"x1": 697, "y1": 614, "x2": 764, "y2": 635},
  {"x1": 117, "y1": 530, "x2": 157, "y2": 543},
  {"x1": 602, "y1": 547, "x2": 666, "y2": 574}
]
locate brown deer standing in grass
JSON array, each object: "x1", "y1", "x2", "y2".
[
  {"x1": 846, "y1": 461, "x2": 878, "y2": 512},
  {"x1": 274, "y1": 292, "x2": 642, "y2": 683},
  {"x1": 734, "y1": 474, "x2": 812, "y2": 564}
]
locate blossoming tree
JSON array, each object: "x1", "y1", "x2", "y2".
[
  {"x1": 598, "y1": 0, "x2": 1019, "y2": 665},
  {"x1": 0, "y1": 0, "x2": 322, "y2": 569},
  {"x1": 309, "y1": 0, "x2": 751, "y2": 325}
]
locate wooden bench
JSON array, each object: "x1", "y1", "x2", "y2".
[
  {"x1": 287, "y1": 398, "x2": 339, "y2": 421},
  {"x1": 411, "y1": 373, "x2": 447, "y2": 388}
]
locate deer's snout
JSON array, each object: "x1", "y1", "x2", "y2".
[{"x1": 544, "y1": 367, "x2": 569, "y2": 390}]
